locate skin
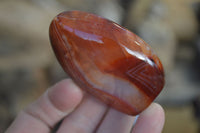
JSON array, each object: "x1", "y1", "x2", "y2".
[{"x1": 5, "y1": 79, "x2": 165, "y2": 133}]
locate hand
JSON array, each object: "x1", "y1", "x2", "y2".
[{"x1": 5, "y1": 79, "x2": 165, "y2": 133}]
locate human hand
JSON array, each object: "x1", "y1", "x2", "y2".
[{"x1": 5, "y1": 79, "x2": 165, "y2": 133}]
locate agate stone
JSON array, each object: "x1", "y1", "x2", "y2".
[{"x1": 49, "y1": 11, "x2": 165, "y2": 115}]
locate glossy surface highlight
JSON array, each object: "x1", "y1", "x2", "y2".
[{"x1": 49, "y1": 11, "x2": 165, "y2": 115}]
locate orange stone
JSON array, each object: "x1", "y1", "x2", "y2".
[{"x1": 49, "y1": 11, "x2": 165, "y2": 115}]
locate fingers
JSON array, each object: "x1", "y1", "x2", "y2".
[
  {"x1": 5, "y1": 79, "x2": 83, "y2": 133},
  {"x1": 96, "y1": 108, "x2": 136, "y2": 133},
  {"x1": 5, "y1": 78, "x2": 165, "y2": 133},
  {"x1": 132, "y1": 103, "x2": 165, "y2": 133},
  {"x1": 57, "y1": 95, "x2": 108, "y2": 133}
]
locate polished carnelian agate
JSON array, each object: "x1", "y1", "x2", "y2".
[{"x1": 49, "y1": 11, "x2": 164, "y2": 115}]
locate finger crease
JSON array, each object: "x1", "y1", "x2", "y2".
[{"x1": 23, "y1": 109, "x2": 53, "y2": 130}]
